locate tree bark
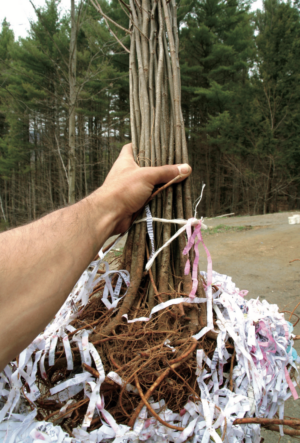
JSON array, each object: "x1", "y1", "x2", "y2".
[
  {"x1": 92, "y1": 0, "x2": 196, "y2": 337},
  {"x1": 68, "y1": 0, "x2": 77, "y2": 204}
]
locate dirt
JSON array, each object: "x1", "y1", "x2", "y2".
[
  {"x1": 105, "y1": 211, "x2": 300, "y2": 442},
  {"x1": 204, "y1": 212, "x2": 300, "y2": 442},
  {"x1": 204, "y1": 212, "x2": 300, "y2": 316}
]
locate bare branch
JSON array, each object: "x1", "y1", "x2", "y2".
[
  {"x1": 55, "y1": 133, "x2": 69, "y2": 186},
  {"x1": 90, "y1": 0, "x2": 132, "y2": 35}
]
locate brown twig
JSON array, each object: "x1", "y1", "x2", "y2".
[
  {"x1": 168, "y1": 363, "x2": 201, "y2": 401},
  {"x1": 52, "y1": 398, "x2": 89, "y2": 422},
  {"x1": 134, "y1": 374, "x2": 185, "y2": 430},
  {"x1": 21, "y1": 386, "x2": 35, "y2": 411},
  {"x1": 145, "y1": 245, "x2": 178, "y2": 318},
  {"x1": 289, "y1": 301, "x2": 300, "y2": 321},
  {"x1": 234, "y1": 418, "x2": 300, "y2": 426},
  {"x1": 119, "y1": 357, "x2": 154, "y2": 418},
  {"x1": 140, "y1": 338, "x2": 172, "y2": 357},
  {"x1": 67, "y1": 309, "x2": 110, "y2": 341},
  {"x1": 82, "y1": 363, "x2": 99, "y2": 378},
  {"x1": 128, "y1": 339, "x2": 198, "y2": 428},
  {"x1": 229, "y1": 348, "x2": 236, "y2": 392},
  {"x1": 169, "y1": 338, "x2": 198, "y2": 364},
  {"x1": 88, "y1": 282, "x2": 106, "y2": 298},
  {"x1": 149, "y1": 175, "x2": 184, "y2": 201},
  {"x1": 43, "y1": 397, "x2": 88, "y2": 421},
  {"x1": 168, "y1": 364, "x2": 227, "y2": 441},
  {"x1": 119, "y1": 0, "x2": 131, "y2": 13},
  {"x1": 146, "y1": 244, "x2": 163, "y2": 303},
  {"x1": 280, "y1": 310, "x2": 300, "y2": 327},
  {"x1": 91, "y1": 0, "x2": 131, "y2": 35},
  {"x1": 91, "y1": 329, "x2": 176, "y2": 344},
  {"x1": 262, "y1": 425, "x2": 300, "y2": 436},
  {"x1": 109, "y1": 353, "x2": 122, "y2": 370},
  {"x1": 128, "y1": 365, "x2": 172, "y2": 427}
]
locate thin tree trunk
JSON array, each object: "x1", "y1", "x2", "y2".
[
  {"x1": 92, "y1": 0, "x2": 194, "y2": 334},
  {"x1": 68, "y1": 0, "x2": 77, "y2": 204},
  {"x1": 0, "y1": 194, "x2": 7, "y2": 224},
  {"x1": 30, "y1": 151, "x2": 36, "y2": 220}
]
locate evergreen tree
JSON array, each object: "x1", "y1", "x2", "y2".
[
  {"x1": 0, "y1": 1, "x2": 123, "y2": 224},
  {"x1": 255, "y1": 0, "x2": 300, "y2": 211},
  {"x1": 207, "y1": 0, "x2": 300, "y2": 213},
  {"x1": 0, "y1": 19, "x2": 14, "y2": 140},
  {"x1": 1, "y1": 0, "x2": 300, "y2": 227},
  {"x1": 180, "y1": 0, "x2": 255, "y2": 214}
]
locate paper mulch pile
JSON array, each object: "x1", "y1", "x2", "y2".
[{"x1": 0, "y1": 222, "x2": 299, "y2": 443}]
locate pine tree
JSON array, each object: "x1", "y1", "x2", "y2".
[
  {"x1": 0, "y1": 19, "x2": 14, "y2": 140},
  {"x1": 206, "y1": 0, "x2": 300, "y2": 213},
  {"x1": 254, "y1": 0, "x2": 300, "y2": 210},
  {"x1": 1, "y1": 0, "x2": 300, "y2": 225},
  {"x1": 179, "y1": 0, "x2": 254, "y2": 214},
  {"x1": 0, "y1": 1, "x2": 124, "y2": 224}
]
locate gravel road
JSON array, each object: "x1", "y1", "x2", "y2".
[
  {"x1": 205, "y1": 211, "x2": 300, "y2": 443},
  {"x1": 204, "y1": 212, "x2": 300, "y2": 317}
]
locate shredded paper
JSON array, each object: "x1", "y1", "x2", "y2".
[{"x1": 0, "y1": 214, "x2": 299, "y2": 443}]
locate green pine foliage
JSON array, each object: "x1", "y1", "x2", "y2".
[
  {"x1": 0, "y1": 0, "x2": 300, "y2": 227},
  {"x1": 202, "y1": 0, "x2": 300, "y2": 213}
]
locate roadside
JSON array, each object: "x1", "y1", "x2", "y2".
[
  {"x1": 203, "y1": 211, "x2": 300, "y2": 323},
  {"x1": 203, "y1": 211, "x2": 300, "y2": 443}
]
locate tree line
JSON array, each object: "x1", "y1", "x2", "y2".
[{"x1": 0, "y1": 0, "x2": 300, "y2": 228}]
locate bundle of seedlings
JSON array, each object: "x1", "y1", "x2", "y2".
[{"x1": 1, "y1": 0, "x2": 300, "y2": 441}]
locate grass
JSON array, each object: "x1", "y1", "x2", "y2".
[
  {"x1": 203, "y1": 224, "x2": 253, "y2": 235},
  {"x1": 113, "y1": 247, "x2": 124, "y2": 257}
]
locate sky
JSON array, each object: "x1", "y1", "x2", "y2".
[
  {"x1": 1, "y1": 0, "x2": 263, "y2": 40},
  {"x1": 1, "y1": 0, "x2": 71, "y2": 39}
]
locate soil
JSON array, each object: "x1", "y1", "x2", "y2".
[
  {"x1": 105, "y1": 211, "x2": 300, "y2": 442},
  {"x1": 205, "y1": 212, "x2": 300, "y2": 443},
  {"x1": 205, "y1": 212, "x2": 300, "y2": 317}
]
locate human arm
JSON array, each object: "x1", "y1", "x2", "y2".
[{"x1": 0, "y1": 143, "x2": 191, "y2": 371}]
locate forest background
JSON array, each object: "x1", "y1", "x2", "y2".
[{"x1": 0, "y1": 0, "x2": 300, "y2": 228}]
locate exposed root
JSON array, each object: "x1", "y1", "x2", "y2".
[
  {"x1": 134, "y1": 374, "x2": 185, "y2": 430},
  {"x1": 234, "y1": 418, "x2": 300, "y2": 427},
  {"x1": 262, "y1": 425, "x2": 300, "y2": 436}
]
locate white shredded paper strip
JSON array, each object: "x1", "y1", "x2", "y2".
[{"x1": 1, "y1": 212, "x2": 299, "y2": 443}]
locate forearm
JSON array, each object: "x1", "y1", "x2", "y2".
[
  {"x1": 0, "y1": 142, "x2": 191, "y2": 371},
  {"x1": 0, "y1": 188, "x2": 116, "y2": 370}
]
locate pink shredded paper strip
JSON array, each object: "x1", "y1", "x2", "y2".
[
  {"x1": 182, "y1": 219, "x2": 213, "y2": 299},
  {"x1": 197, "y1": 223, "x2": 213, "y2": 287},
  {"x1": 284, "y1": 367, "x2": 299, "y2": 400}
]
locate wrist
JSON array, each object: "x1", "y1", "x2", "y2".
[{"x1": 84, "y1": 186, "x2": 121, "y2": 242}]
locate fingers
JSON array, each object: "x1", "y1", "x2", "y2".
[
  {"x1": 118, "y1": 141, "x2": 191, "y2": 185},
  {"x1": 145, "y1": 163, "x2": 192, "y2": 186},
  {"x1": 118, "y1": 143, "x2": 134, "y2": 160}
]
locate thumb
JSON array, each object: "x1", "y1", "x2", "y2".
[
  {"x1": 118, "y1": 142, "x2": 135, "y2": 161},
  {"x1": 145, "y1": 163, "x2": 192, "y2": 186}
]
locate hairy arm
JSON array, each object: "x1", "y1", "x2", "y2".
[{"x1": 0, "y1": 143, "x2": 191, "y2": 371}]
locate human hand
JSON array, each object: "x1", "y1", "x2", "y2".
[{"x1": 99, "y1": 143, "x2": 192, "y2": 234}]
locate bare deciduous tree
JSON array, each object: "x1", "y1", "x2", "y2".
[
  {"x1": 92, "y1": 0, "x2": 209, "y2": 338},
  {"x1": 68, "y1": 0, "x2": 78, "y2": 204}
]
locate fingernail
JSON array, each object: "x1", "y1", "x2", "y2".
[{"x1": 178, "y1": 164, "x2": 191, "y2": 175}]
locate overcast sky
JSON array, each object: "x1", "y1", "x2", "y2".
[{"x1": 2, "y1": 0, "x2": 263, "y2": 40}]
